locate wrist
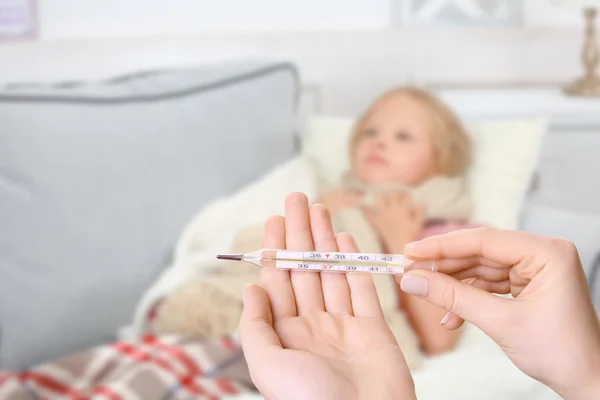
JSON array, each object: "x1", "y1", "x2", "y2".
[
  {"x1": 558, "y1": 375, "x2": 600, "y2": 400},
  {"x1": 580, "y1": 377, "x2": 600, "y2": 400},
  {"x1": 555, "y1": 354, "x2": 600, "y2": 400},
  {"x1": 358, "y1": 377, "x2": 416, "y2": 400}
]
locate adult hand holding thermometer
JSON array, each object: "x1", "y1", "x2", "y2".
[{"x1": 238, "y1": 193, "x2": 600, "y2": 400}]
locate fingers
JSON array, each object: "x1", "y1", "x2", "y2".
[
  {"x1": 396, "y1": 192, "x2": 411, "y2": 208},
  {"x1": 433, "y1": 256, "x2": 506, "y2": 274},
  {"x1": 337, "y1": 233, "x2": 385, "y2": 318},
  {"x1": 437, "y1": 278, "x2": 510, "y2": 330},
  {"x1": 414, "y1": 203, "x2": 426, "y2": 224},
  {"x1": 403, "y1": 228, "x2": 546, "y2": 267},
  {"x1": 285, "y1": 193, "x2": 324, "y2": 315},
  {"x1": 399, "y1": 270, "x2": 510, "y2": 335},
  {"x1": 310, "y1": 204, "x2": 353, "y2": 315},
  {"x1": 474, "y1": 279, "x2": 511, "y2": 294},
  {"x1": 381, "y1": 192, "x2": 410, "y2": 208},
  {"x1": 361, "y1": 205, "x2": 376, "y2": 224},
  {"x1": 376, "y1": 193, "x2": 388, "y2": 210},
  {"x1": 377, "y1": 192, "x2": 422, "y2": 216},
  {"x1": 260, "y1": 215, "x2": 297, "y2": 320},
  {"x1": 407, "y1": 256, "x2": 508, "y2": 283},
  {"x1": 439, "y1": 312, "x2": 465, "y2": 330},
  {"x1": 450, "y1": 265, "x2": 511, "y2": 282},
  {"x1": 239, "y1": 285, "x2": 282, "y2": 371}
]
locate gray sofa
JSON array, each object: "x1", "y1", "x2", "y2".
[
  {"x1": 1, "y1": 59, "x2": 598, "y2": 371},
  {"x1": 0, "y1": 60, "x2": 300, "y2": 369}
]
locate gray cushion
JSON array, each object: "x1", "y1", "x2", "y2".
[
  {"x1": 520, "y1": 204, "x2": 600, "y2": 313},
  {"x1": 0, "y1": 60, "x2": 299, "y2": 369}
]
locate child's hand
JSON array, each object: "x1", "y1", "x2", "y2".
[
  {"x1": 363, "y1": 192, "x2": 426, "y2": 253},
  {"x1": 316, "y1": 190, "x2": 363, "y2": 215}
]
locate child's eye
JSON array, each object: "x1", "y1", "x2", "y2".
[
  {"x1": 395, "y1": 131, "x2": 411, "y2": 141},
  {"x1": 364, "y1": 129, "x2": 378, "y2": 137}
]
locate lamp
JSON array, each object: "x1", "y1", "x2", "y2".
[{"x1": 554, "y1": 0, "x2": 600, "y2": 97}]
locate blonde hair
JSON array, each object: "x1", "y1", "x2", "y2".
[{"x1": 350, "y1": 87, "x2": 471, "y2": 177}]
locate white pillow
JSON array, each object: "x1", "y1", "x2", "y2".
[{"x1": 302, "y1": 115, "x2": 547, "y2": 230}]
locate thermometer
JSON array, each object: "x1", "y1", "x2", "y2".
[{"x1": 217, "y1": 249, "x2": 436, "y2": 275}]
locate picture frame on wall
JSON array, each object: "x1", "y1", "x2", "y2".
[
  {"x1": 0, "y1": 0, "x2": 36, "y2": 40},
  {"x1": 398, "y1": 0, "x2": 522, "y2": 27}
]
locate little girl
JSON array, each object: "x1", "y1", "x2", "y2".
[{"x1": 318, "y1": 87, "x2": 476, "y2": 356}]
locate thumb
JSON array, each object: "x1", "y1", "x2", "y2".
[
  {"x1": 239, "y1": 284, "x2": 282, "y2": 365},
  {"x1": 399, "y1": 270, "x2": 510, "y2": 335}
]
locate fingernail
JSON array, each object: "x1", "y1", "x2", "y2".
[
  {"x1": 400, "y1": 275, "x2": 429, "y2": 297},
  {"x1": 430, "y1": 260, "x2": 438, "y2": 272},
  {"x1": 440, "y1": 312, "x2": 452, "y2": 325}
]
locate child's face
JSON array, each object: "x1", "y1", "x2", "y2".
[{"x1": 353, "y1": 94, "x2": 438, "y2": 186}]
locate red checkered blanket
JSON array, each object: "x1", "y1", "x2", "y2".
[{"x1": 0, "y1": 334, "x2": 254, "y2": 400}]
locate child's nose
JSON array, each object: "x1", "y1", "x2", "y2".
[{"x1": 375, "y1": 138, "x2": 387, "y2": 149}]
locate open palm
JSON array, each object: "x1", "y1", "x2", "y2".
[{"x1": 239, "y1": 193, "x2": 415, "y2": 400}]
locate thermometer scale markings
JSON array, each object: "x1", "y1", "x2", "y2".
[
  {"x1": 217, "y1": 248, "x2": 435, "y2": 276},
  {"x1": 275, "y1": 250, "x2": 406, "y2": 274},
  {"x1": 274, "y1": 250, "x2": 405, "y2": 267},
  {"x1": 276, "y1": 260, "x2": 403, "y2": 274}
]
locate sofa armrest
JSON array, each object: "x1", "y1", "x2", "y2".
[
  {"x1": 589, "y1": 253, "x2": 600, "y2": 311},
  {"x1": 520, "y1": 204, "x2": 600, "y2": 276},
  {"x1": 520, "y1": 204, "x2": 600, "y2": 312}
]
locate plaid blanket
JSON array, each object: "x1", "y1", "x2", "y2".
[{"x1": 0, "y1": 334, "x2": 254, "y2": 400}]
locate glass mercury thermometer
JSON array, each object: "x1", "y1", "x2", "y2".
[{"x1": 216, "y1": 249, "x2": 436, "y2": 275}]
